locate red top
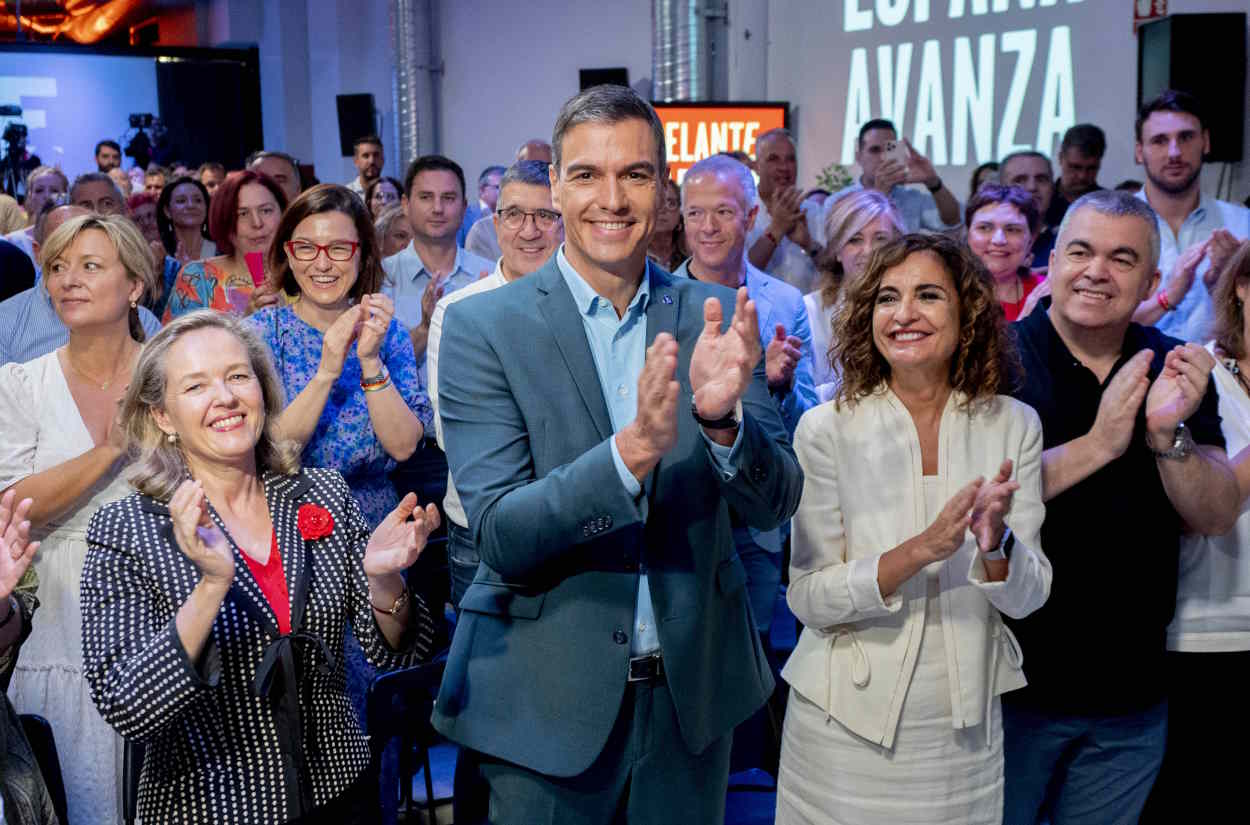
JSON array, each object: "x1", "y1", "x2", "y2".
[
  {"x1": 242, "y1": 531, "x2": 291, "y2": 635},
  {"x1": 1000, "y1": 271, "x2": 1044, "y2": 323}
]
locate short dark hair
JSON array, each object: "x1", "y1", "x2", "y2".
[
  {"x1": 500, "y1": 160, "x2": 552, "y2": 191},
  {"x1": 208, "y1": 169, "x2": 288, "y2": 256},
  {"x1": 403, "y1": 155, "x2": 466, "y2": 199},
  {"x1": 964, "y1": 183, "x2": 1041, "y2": 236},
  {"x1": 353, "y1": 134, "x2": 383, "y2": 152},
  {"x1": 1136, "y1": 89, "x2": 1206, "y2": 141},
  {"x1": 1060, "y1": 123, "x2": 1106, "y2": 158},
  {"x1": 551, "y1": 84, "x2": 665, "y2": 175},
  {"x1": 145, "y1": 164, "x2": 168, "y2": 179},
  {"x1": 858, "y1": 119, "x2": 897, "y2": 144},
  {"x1": 478, "y1": 165, "x2": 507, "y2": 187},
  {"x1": 95, "y1": 140, "x2": 121, "y2": 156},
  {"x1": 267, "y1": 183, "x2": 384, "y2": 302},
  {"x1": 155, "y1": 176, "x2": 212, "y2": 257}
]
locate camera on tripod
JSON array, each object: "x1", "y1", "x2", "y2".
[
  {"x1": 0, "y1": 104, "x2": 36, "y2": 200},
  {"x1": 124, "y1": 112, "x2": 160, "y2": 169}
]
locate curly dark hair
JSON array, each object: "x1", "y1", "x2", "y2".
[{"x1": 833, "y1": 233, "x2": 1020, "y2": 410}]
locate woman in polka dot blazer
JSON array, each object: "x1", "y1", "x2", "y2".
[{"x1": 80, "y1": 311, "x2": 440, "y2": 824}]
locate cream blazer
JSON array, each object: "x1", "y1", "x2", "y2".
[{"x1": 781, "y1": 389, "x2": 1050, "y2": 749}]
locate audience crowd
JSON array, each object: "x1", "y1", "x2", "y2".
[{"x1": 0, "y1": 83, "x2": 1246, "y2": 825}]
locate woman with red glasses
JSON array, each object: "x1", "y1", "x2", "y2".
[
  {"x1": 245, "y1": 183, "x2": 431, "y2": 820},
  {"x1": 246, "y1": 183, "x2": 429, "y2": 529}
]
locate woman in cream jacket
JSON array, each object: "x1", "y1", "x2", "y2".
[{"x1": 776, "y1": 234, "x2": 1051, "y2": 825}]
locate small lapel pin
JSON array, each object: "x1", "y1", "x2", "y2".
[{"x1": 662, "y1": 294, "x2": 673, "y2": 305}]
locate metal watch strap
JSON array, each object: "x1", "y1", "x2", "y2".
[
  {"x1": 982, "y1": 527, "x2": 1013, "y2": 562},
  {"x1": 1147, "y1": 421, "x2": 1194, "y2": 460}
]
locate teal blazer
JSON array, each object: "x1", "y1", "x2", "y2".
[{"x1": 430, "y1": 259, "x2": 803, "y2": 777}]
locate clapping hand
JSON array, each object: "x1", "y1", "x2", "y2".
[
  {"x1": 0, "y1": 489, "x2": 39, "y2": 603},
  {"x1": 420, "y1": 274, "x2": 447, "y2": 328},
  {"x1": 1204, "y1": 230, "x2": 1243, "y2": 289},
  {"x1": 318, "y1": 305, "x2": 364, "y2": 379},
  {"x1": 766, "y1": 186, "x2": 802, "y2": 238},
  {"x1": 362, "y1": 493, "x2": 440, "y2": 578},
  {"x1": 971, "y1": 459, "x2": 1019, "y2": 553},
  {"x1": 765, "y1": 324, "x2": 802, "y2": 392},
  {"x1": 1146, "y1": 344, "x2": 1216, "y2": 447},
  {"x1": 913, "y1": 478, "x2": 983, "y2": 565},
  {"x1": 246, "y1": 281, "x2": 284, "y2": 315},
  {"x1": 1090, "y1": 349, "x2": 1152, "y2": 461},
  {"x1": 355, "y1": 293, "x2": 395, "y2": 364},
  {"x1": 690, "y1": 288, "x2": 762, "y2": 422},
  {"x1": 1163, "y1": 239, "x2": 1209, "y2": 306},
  {"x1": 169, "y1": 480, "x2": 234, "y2": 588}
]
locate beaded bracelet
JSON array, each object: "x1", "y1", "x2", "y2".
[{"x1": 362, "y1": 376, "x2": 392, "y2": 393}]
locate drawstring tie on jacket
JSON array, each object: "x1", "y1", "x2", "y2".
[{"x1": 825, "y1": 628, "x2": 870, "y2": 724}]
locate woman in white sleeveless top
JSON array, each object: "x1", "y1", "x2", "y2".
[
  {"x1": 778, "y1": 234, "x2": 1051, "y2": 825},
  {"x1": 0, "y1": 214, "x2": 158, "y2": 825}
]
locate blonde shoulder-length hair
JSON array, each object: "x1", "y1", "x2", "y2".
[
  {"x1": 122, "y1": 310, "x2": 300, "y2": 500},
  {"x1": 38, "y1": 213, "x2": 161, "y2": 342}
]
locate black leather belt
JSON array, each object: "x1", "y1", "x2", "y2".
[{"x1": 627, "y1": 652, "x2": 664, "y2": 682}]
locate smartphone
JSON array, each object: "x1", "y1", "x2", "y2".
[
  {"x1": 244, "y1": 252, "x2": 266, "y2": 286},
  {"x1": 883, "y1": 139, "x2": 910, "y2": 168}
]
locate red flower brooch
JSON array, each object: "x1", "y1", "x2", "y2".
[{"x1": 297, "y1": 504, "x2": 335, "y2": 540}]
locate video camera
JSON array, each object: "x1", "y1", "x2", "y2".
[{"x1": 0, "y1": 104, "x2": 27, "y2": 148}]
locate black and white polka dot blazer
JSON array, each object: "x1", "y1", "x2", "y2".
[{"x1": 81, "y1": 467, "x2": 435, "y2": 824}]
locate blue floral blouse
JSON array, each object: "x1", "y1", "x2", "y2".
[{"x1": 248, "y1": 303, "x2": 432, "y2": 527}]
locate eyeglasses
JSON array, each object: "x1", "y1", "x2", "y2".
[
  {"x1": 496, "y1": 206, "x2": 562, "y2": 232},
  {"x1": 284, "y1": 240, "x2": 360, "y2": 261}
]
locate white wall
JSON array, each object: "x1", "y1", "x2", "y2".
[
  {"x1": 438, "y1": 0, "x2": 652, "y2": 188},
  {"x1": 767, "y1": 0, "x2": 1249, "y2": 201},
  {"x1": 206, "y1": 0, "x2": 398, "y2": 186}
]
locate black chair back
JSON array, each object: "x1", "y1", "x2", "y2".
[{"x1": 19, "y1": 714, "x2": 68, "y2": 825}]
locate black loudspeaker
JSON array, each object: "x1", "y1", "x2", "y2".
[
  {"x1": 579, "y1": 68, "x2": 629, "y2": 91},
  {"x1": 155, "y1": 54, "x2": 262, "y2": 171},
  {"x1": 1138, "y1": 13, "x2": 1246, "y2": 162},
  {"x1": 335, "y1": 94, "x2": 376, "y2": 158}
]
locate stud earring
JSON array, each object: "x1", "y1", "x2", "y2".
[
  {"x1": 130, "y1": 300, "x2": 138, "y2": 309},
  {"x1": 166, "y1": 433, "x2": 177, "y2": 444}
]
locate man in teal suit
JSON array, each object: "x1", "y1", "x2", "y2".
[{"x1": 431, "y1": 85, "x2": 803, "y2": 823}]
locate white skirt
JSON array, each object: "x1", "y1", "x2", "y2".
[{"x1": 776, "y1": 586, "x2": 1003, "y2": 825}]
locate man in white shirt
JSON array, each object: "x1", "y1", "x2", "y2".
[
  {"x1": 821, "y1": 118, "x2": 962, "y2": 243},
  {"x1": 346, "y1": 135, "x2": 384, "y2": 198},
  {"x1": 382, "y1": 154, "x2": 493, "y2": 382},
  {"x1": 744, "y1": 129, "x2": 824, "y2": 294},
  {"x1": 427, "y1": 158, "x2": 563, "y2": 608},
  {"x1": 1128, "y1": 90, "x2": 1250, "y2": 343}
]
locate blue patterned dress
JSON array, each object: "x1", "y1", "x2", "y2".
[{"x1": 247, "y1": 303, "x2": 432, "y2": 527}]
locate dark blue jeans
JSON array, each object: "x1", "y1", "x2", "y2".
[
  {"x1": 447, "y1": 520, "x2": 479, "y2": 610},
  {"x1": 1002, "y1": 698, "x2": 1168, "y2": 825}
]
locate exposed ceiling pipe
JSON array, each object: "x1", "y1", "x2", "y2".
[{"x1": 390, "y1": 0, "x2": 441, "y2": 166}]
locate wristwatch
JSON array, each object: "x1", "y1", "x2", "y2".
[
  {"x1": 1147, "y1": 421, "x2": 1195, "y2": 460},
  {"x1": 925, "y1": 177, "x2": 943, "y2": 193},
  {"x1": 982, "y1": 527, "x2": 1014, "y2": 562},
  {"x1": 691, "y1": 396, "x2": 740, "y2": 430}
]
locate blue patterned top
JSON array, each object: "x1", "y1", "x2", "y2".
[{"x1": 248, "y1": 303, "x2": 432, "y2": 527}]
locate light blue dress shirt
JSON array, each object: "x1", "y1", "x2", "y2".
[
  {"x1": 554, "y1": 247, "x2": 741, "y2": 656},
  {"x1": 1135, "y1": 189, "x2": 1250, "y2": 343},
  {"x1": 381, "y1": 242, "x2": 495, "y2": 386}
]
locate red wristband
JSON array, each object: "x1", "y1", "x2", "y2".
[
  {"x1": 764, "y1": 230, "x2": 779, "y2": 246},
  {"x1": 1157, "y1": 291, "x2": 1172, "y2": 312}
]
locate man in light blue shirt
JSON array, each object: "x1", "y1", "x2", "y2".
[
  {"x1": 381, "y1": 154, "x2": 493, "y2": 384},
  {"x1": 431, "y1": 85, "x2": 800, "y2": 824},
  {"x1": 819, "y1": 118, "x2": 962, "y2": 244},
  {"x1": 1129, "y1": 90, "x2": 1250, "y2": 343}
]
